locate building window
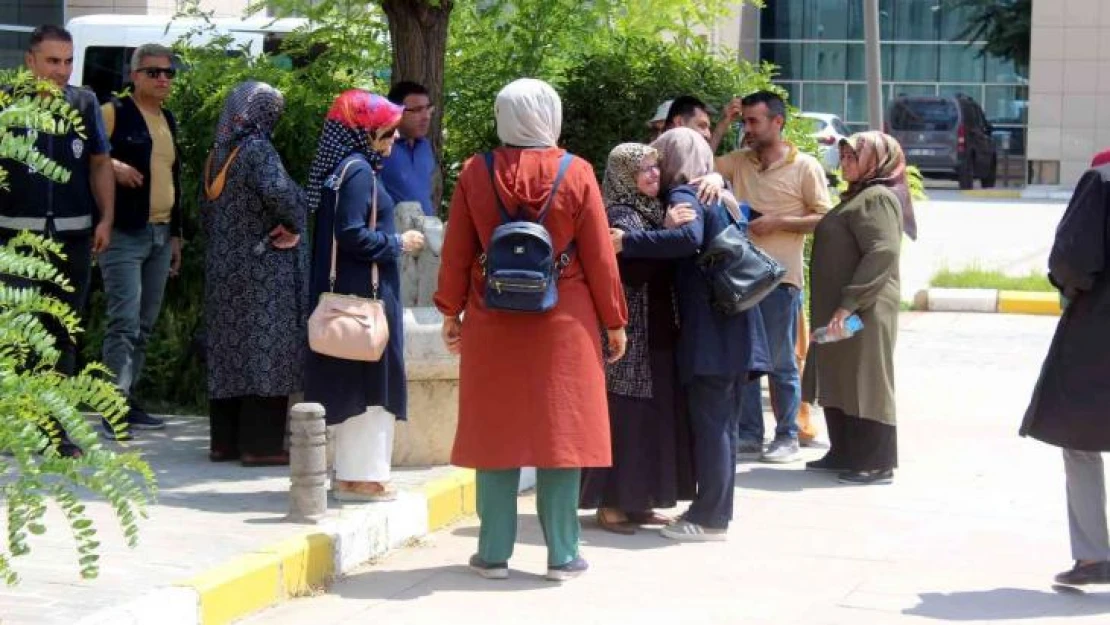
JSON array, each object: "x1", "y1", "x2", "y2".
[
  {"x1": 757, "y1": 0, "x2": 1028, "y2": 157},
  {"x1": 0, "y1": 1, "x2": 65, "y2": 72}
]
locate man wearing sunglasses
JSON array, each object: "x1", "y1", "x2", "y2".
[{"x1": 96, "y1": 43, "x2": 183, "y2": 439}]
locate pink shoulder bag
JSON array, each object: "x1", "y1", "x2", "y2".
[{"x1": 308, "y1": 162, "x2": 389, "y2": 362}]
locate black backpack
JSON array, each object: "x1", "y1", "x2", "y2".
[{"x1": 478, "y1": 151, "x2": 574, "y2": 313}]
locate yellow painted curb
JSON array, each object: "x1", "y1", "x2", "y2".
[
  {"x1": 171, "y1": 469, "x2": 477, "y2": 624},
  {"x1": 179, "y1": 553, "x2": 282, "y2": 625},
  {"x1": 424, "y1": 468, "x2": 476, "y2": 531},
  {"x1": 961, "y1": 189, "x2": 1022, "y2": 199},
  {"x1": 257, "y1": 533, "x2": 335, "y2": 598},
  {"x1": 997, "y1": 290, "x2": 1062, "y2": 316}
]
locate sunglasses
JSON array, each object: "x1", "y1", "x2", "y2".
[{"x1": 137, "y1": 67, "x2": 177, "y2": 79}]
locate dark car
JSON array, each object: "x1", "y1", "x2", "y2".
[{"x1": 888, "y1": 94, "x2": 997, "y2": 190}]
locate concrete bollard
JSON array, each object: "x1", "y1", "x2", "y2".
[{"x1": 287, "y1": 402, "x2": 328, "y2": 524}]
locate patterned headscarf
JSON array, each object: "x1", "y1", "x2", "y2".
[
  {"x1": 208, "y1": 81, "x2": 284, "y2": 174},
  {"x1": 603, "y1": 143, "x2": 664, "y2": 227},
  {"x1": 494, "y1": 78, "x2": 562, "y2": 148},
  {"x1": 305, "y1": 89, "x2": 404, "y2": 213},
  {"x1": 839, "y1": 131, "x2": 918, "y2": 240},
  {"x1": 651, "y1": 127, "x2": 741, "y2": 216}
]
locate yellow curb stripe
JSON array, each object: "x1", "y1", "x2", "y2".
[
  {"x1": 961, "y1": 189, "x2": 1023, "y2": 199},
  {"x1": 171, "y1": 471, "x2": 479, "y2": 624},
  {"x1": 424, "y1": 468, "x2": 476, "y2": 531},
  {"x1": 258, "y1": 533, "x2": 335, "y2": 598},
  {"x1": 179, "y1": 553, "x2": 282, "y2": 625},
  {"x1": 997, "y1": 290, "x2": 1062, "y2": 316}
]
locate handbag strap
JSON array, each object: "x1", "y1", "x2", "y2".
[{"x1": 328, "y1": 158, "x2": 381, "y2": 298}]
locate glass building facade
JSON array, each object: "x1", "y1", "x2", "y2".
[
  {"x1": 759, "y1": 0, "x2": 1028, "y2": 155},
  {"x1": 0, "y1": 2, "x2": 66, "y2": 68}
]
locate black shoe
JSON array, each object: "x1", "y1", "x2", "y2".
[
  {"x1": 805, "y1": 456, "x2": 847, "y2": 473},
  {"x1": 468, "y1": 554, "x2": 508, "y2": 580},
  {"x1": 837, "y1": 469, "x2": 894, "y2": 485},
  {"x1": 1055, "y1": 561, "x2": 1110, "y2": 585},
  {"x1": 126, "y1": 400, "x2": 165, "y2": 430},
  {"x1": 101, "y1": 417, "x2": 134, "y2": 442},
  {"x1": 546, "y1": 556, "x2": 589, "y2": 581}
]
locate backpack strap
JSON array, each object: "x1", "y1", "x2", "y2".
[
  {"x1": 536, "y1": 152, "x2": 574, "y2": 224},
  {"x1": 483, "y1": 151, "x2": 574, "y2": 225},
  {"x1": 483, "y1": 151, "x2": 514, "y2": 224}
]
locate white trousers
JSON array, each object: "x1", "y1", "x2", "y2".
[{"x1": 331, "y1": 407, "x2": 395, "y2": 482}]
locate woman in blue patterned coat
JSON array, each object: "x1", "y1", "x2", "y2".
[{"x1": 202, "y1": 81, "x2": 307, "y2": 466}]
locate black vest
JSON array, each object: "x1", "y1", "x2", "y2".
[
  {"x1": 108, "y1": 96, "x2": 181, "y2": 234},
  {"x1": 0, "y1": 85, "x2": 100, "y2": 235}
]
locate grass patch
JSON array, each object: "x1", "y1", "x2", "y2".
[{"x1": 930, "y1": 267, "x2": 1053, "y2": 292}]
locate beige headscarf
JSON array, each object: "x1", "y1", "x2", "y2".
[
  {"x1": 651, "y1": 127, "x2": 740, "y2": 216},
  {"x1": 839, "y1": 131, "x2": 918, "y2": 240},
  {"x1": 494, "y1": 78, "x2": 562, "y2": 148}
]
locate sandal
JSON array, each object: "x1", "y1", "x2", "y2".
[
  {"x1": 627, "y1": 510, "x2": 674, "y2": 526},
  {"x1": 595, "y1": 509, "x2": 635, "y2": 535},
  {"x1": 334, "y1": 481, "x2": 398, "y2": 503}
]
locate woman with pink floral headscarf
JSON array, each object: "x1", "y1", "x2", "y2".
[{"x1": 304, "y1": 90, "x2": 426, "y2": 502}]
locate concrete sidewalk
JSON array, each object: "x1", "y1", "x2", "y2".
[
  {"x1": 0, "y1": 417, "x2": 464, "y2": 625},
  {"x1": 247, "y1": 313, "x2": 1110, "y2": 625}
]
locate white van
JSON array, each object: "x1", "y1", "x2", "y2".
[{"x1": 66, "y1": 14, "x2": 309, "y2": 103}]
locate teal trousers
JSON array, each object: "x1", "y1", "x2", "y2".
[{"x1": 477, "y1": 468, "x2": 581, "y2": 567}]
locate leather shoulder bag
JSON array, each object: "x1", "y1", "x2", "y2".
[{"x1": 308, "y1": 160, "x2": 390, "y2": 362}]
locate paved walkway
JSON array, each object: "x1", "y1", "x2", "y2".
[
  {"x1": 0, "y1": 418, "x2": 455, "y2": 625},
  {"x1": 247, "y1": 313, "x2": 1110, "y2": 625}
]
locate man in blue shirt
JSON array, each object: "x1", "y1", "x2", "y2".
[{"x1": 381, "y1": 81, "x2": 437, "y2": 216}]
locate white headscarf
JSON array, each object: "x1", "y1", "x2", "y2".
[{"x1": 494, "y1": 78, "x2": 562, "y2": 148}]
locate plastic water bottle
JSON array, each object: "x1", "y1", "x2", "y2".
[{"x1": 811, "y1": 314, "x2": 864, "y2": 344}]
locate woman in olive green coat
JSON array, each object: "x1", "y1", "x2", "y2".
[{"x1": 803, "y1": 131, "x2": 914, "y2": 486}]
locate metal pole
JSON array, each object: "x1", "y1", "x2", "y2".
[{"x1": 864, "y1": 0, "x2": 884, "y2": 130}]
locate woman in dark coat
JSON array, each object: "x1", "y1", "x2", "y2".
[
  {"x1": 1021, "y1": 159, "x2": 1110, "y2": 586},
  {"x1": 202, "y1": 81, "x2": 307, "y2": 466},
  {"x1": 612, "y1": 127, "x2": 765, "y2": 541},
  {"x1": 304, "y1": 90, "x2": 426, "y2": 502},
  {"x1": 579, "y1": 143, "x2": 696, "y2": 533},
  {"x1": 804, "y1": 131, "x2": 907, "y2": 486}
]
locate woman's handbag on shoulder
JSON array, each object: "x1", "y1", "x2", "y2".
[
  {"x1": 696, "y1": 202, "x2": 786, "y2": 315},
  {"x1": 308, "y1": 162, "x2": 389, "y2": 362}
]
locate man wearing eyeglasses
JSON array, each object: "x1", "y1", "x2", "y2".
[
  {"x1": 382, "y1": 81, "x2": 437, "y2": 218},
  {"x1": 382, "y1": 81, "x2": 441, "y2": 306},
  {"x1": 96, "y1": 43, "x2": 183, "y2": 439}
]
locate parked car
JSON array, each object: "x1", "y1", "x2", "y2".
[
  {"x1": 887, "y1": 94, "x2": 997, "y2": 190},
  {"x1": 798, "y1": 111, "x2": 850, "y2": 174}
]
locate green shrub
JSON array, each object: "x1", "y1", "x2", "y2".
[{"x1": 0, "y1": 71, "x2": 156, "y2": 586}]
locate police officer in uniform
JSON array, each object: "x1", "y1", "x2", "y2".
[{"x1": 0, "y1": 25, "x2": 115, "y2": 457}]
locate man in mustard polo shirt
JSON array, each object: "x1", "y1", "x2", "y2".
[
  {"x1": 715, "y1": 91, "x2": 832, "y2": 463},
  {"x1": 98, "y1": 44, "x2": 183, "y2": 439}
]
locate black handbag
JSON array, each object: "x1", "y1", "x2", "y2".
[{"x1": 696, "y1": 203, "x2": 787, "y2": 315}]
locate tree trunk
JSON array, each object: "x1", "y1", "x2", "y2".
[{"x1": 379, "y1": 0, "x2": 453, "y2": 210}]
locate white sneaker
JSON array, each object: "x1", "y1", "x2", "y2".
[{"x1": 660, "y1": 520, "x2": 727, "y2": 542}]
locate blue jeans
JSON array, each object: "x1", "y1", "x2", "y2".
[
  {"x1": 685, "y1": 375, "x2": 744, "y2": 529},
  {"x1": 99, "y1": 224, "x2": 173, "y2": 395},
  {"x1": 738, "y1": 284, "x2": 802, "y2": 444}
]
